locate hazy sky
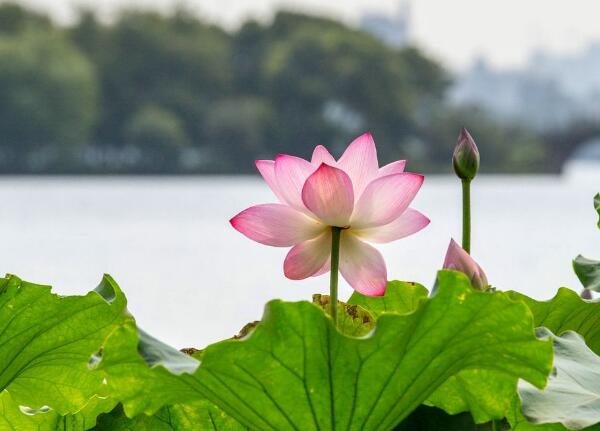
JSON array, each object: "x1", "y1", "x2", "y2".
[{"x1": 17, "y1": 0, "x2": 600, "y2": 70}]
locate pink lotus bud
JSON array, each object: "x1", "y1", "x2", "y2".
[
  {"x1": 453, "y1": 128, "x2": 480, "y2": 181},
  {"x1": 443, "y1": 239, "x2": 489, "y2": 290}
]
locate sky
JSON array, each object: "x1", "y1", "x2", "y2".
[{"x1": 15, "y1": 0, "x2": 600, "y2": 70}]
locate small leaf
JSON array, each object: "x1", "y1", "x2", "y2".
[
  {"x1": 573, "y1": 255, "x2": 600, "y2": 292},
  {"x1": 347, "y1": 280, "x2": 428, "y2": 318},
  {"x1": 519, "y1": 329, "x2": 600, "y2": 430},
  {"x1": 312, "y1": 293, "x2": 375, "y2": 336}
]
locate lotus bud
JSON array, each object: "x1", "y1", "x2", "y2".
[
  {"x1": 443, "y1": 239, "x2": 489, "y2": 290},
  {"x1": 453, "y1": 128, "x2": 480, "y2": 181}
]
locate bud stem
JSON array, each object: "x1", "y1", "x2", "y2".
[
  {"x1": 330, "y1": 226, "x2": 342, "y2": 327},
  {"x1": 461, "y1": 179, "x2": 471, "y2": 254}
]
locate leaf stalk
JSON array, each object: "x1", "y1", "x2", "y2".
[
  {"x1": 330, "y1": 226, "x2": 342, "y2": 327},
  {"x1": 462, "y1": 179, "x2": 471, "y2": 254}
]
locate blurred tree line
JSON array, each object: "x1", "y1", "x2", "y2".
[{"x1": 0, "y1": 3, "x2": 591, "y2": 174}]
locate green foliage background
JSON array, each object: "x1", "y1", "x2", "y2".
[{"x1": 0, "y1": 3, "x2": 589, "y2": 174}]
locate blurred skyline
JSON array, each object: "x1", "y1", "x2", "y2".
[
  {"x1": 2, "y1": 1, "x2": 600, "y2": 174},
  {"x1": 15, "y1": 0, "x2": 600, "y2": 69}
]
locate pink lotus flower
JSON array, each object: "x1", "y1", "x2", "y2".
[
  {"x1": 230, "y1": 133, "x2": 429, "y2": 296},
  {"x1": 443, "y1": 239, "x2": 489, "y2": 290}
]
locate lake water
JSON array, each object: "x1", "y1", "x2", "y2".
[{"x1": 0, "y1": 173, "x2": 598, "y2": 349}]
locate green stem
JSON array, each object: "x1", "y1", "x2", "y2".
[
  {"x1": 491, "y1": 420, "x2": 498, "y2": 431},
  {"x1": 329, "y1": 226, "x2": 342, "y2": 327},
  {"x1": 462, "y1": 179, "x2": 471, "y2": 254}
]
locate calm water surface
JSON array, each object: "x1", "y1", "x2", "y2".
[{"x1": 0, "y1": 174, "x2": 598, "y2": 348}]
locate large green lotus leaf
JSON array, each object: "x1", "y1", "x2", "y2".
[
  {"x1": 350, "y1": 272, "x2": 549, "y2": 424},
  {"x1": 347, "y1": 280, "x2": 428, "y2": 318},
  {"x1": 94, "y1": 402, "x2": 248, "y2": 431},
  {"x1": 0, "y1": 391, "x2": 115, "y2": 431},
  {"x1": 573, "y1": 255, "x2": 600, "y2": 292},
  {"x1": 97, "y1": 294, "x2": 377, "y2": 418},
  {"x1": 190, "y1": 270, "x2": 551, "y2": 430},
  {"x1": 84, "y1": 295, "x2": 244, "y2": 429},
  {"x1": 96, "y1": 271, "x2": 549, "y2": 430},
  {"x1": 519, "y1": 329, "x2": 600, "y2": 430},
  {"x1": 508, "y1": 288, "x2": 600, "y2": 354},
  {"x1": 0, "y1": 274, "x2": 130, "y2": 418},
  {"x1": 506, "y1": 288, "x2": 600, "y2": 431}
]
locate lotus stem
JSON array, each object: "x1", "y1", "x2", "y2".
[
  {"x1": 462, "y1": 179, "x2": 471, "y2": 254},
  {"x1": 330, "y1": 226, "x2": 342, "y2": 327}
]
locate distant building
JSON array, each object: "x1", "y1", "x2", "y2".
[
  {"x1": 451, "y1": 43, "x2": 600, "y2": 131},
  {"x1": 451, "y1": 58, "x2": 577, "y2": 130},
  {"x1": 360, "y1": 1, "x2": 411, "y2": 48},
  {"x1": 528, "y1": 43, "x2": 600, "y2": 101}
]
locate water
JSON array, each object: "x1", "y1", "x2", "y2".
[{"x1": 0, "y1": 173, "x2": 598, "y2": 349}]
